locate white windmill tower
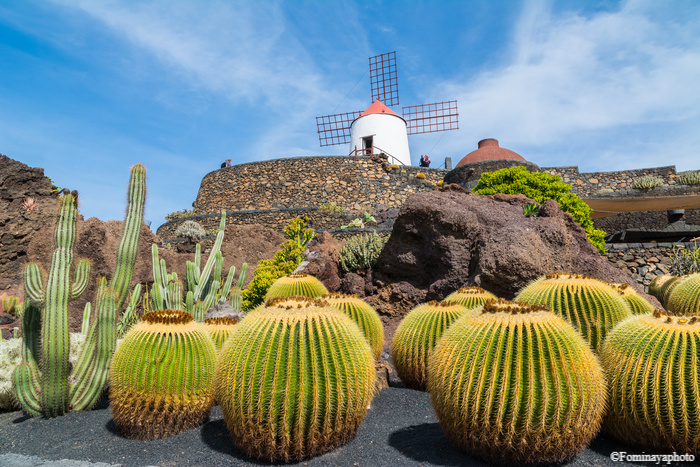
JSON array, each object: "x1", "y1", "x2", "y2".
[{"x1": 316, "y1": 52, "x2": 459, "y2": 166}]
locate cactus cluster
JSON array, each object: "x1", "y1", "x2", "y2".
[
  {"x1": 515, "y1": 273, "x2": 631, "y2": 353},
  {"x1": 443, "y1": 286, "x2": 497, "y2": 309},
  {"x1": 264, "y1": 273, "x2": 328, "y2": 301},
  {"x1": 110, "y1": 310, "x2": 217, "y2": 440},
  {"x1": 216, "y1": 296, "x2": 375, "y2": 462},
  {"x1": 606, "y1": 282, "x2": 655, "y2": 315},
  {"x1": 602, "y1": 310, "x2": 700, "y2": 455},
  {"x1": 174, "y1": 220, "x2": 206, "y2": 243},
  {"x1": 428, "y1": 299, "x2": 606, "y2": 464},
  {"x1": 678, "y1": 170, "x2": 700, "y2": 186},
  {"x1": 322, "y1": 293, "x2": 384, "y2": 360},
  {"x1": 338, "y1": 231, "x2": 388, "y2": 273},
  {"x1": 631, "y1": 175, "x2": 664, "y2": 189},
  {"x1": 391, "y1": 300, "x2": 469, "y2": 390}
]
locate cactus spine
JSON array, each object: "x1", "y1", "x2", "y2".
[
  {"x1": 203, "y1": 317, "x2": 240, "y2": 351},
  {"x1": 601, "y1": 310, "x2": 700, "y2": 455},
  {"x1": 515, "y1": 273, "x2": 632, "y2": 353},
  {"x1": 428, "y1": 299, "x2": 606, "y2": 464},
  {"x1": 443, "y1": 286, "x2": 497, "y2": 309},
  {"x1": 216, "y1": 297, "x2": 375, "y2": 462},
  {"x1": 391, "y1": 300, "x2": 469, "y2": 390},
  {"x1": 607, "y1": 282, "x2": 655, "y2": 315},
  {"x1": 648, "y1": 274, "x2": 682, "y2": 308},
  {"x1": 323, "y1": 293, "x2": 384, "y2": 360},
  {"x1": 666, "y1": 273, "x2": 700, "y2": 315},
  {"x1": 264, "y1": 273, "x2": 329, "y2": 301},
  {"x1": 110, "y1": 310, "x2": 217, "y2": 440}
]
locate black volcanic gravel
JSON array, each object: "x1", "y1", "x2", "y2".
[{"x1": 0, "y1": 387, "x2": 682, "y2": 466}]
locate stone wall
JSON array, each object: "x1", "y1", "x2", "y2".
[
  {"x1": 157, "y1": 155, "x2": 446, "y2": 238},
  {"x1": 603, "y1": 241, "x2": 698, "y2": 291}
]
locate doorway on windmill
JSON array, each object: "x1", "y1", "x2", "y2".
[{"x1": 362, "y1": 136, "x2": 373, "y2": 155}]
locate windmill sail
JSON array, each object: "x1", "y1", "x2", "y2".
[
  {"x1": 369, "y1": 51, "x2": 399, "y2": 106},
  {"x1": 403, "y1": 100, "x2": 459, "y2": 135},
  {"x1": 316, "y1": 111, "x2": 361, "y2": 147}
]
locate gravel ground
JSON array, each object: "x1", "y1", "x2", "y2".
[{"x1": 0, "y1": 386, "x2": 681, "y2": 467}]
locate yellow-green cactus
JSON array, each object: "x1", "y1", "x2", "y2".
[
  {"x1": 323, "y1": 293, "x2": 384, "y2": 360},
  {"x1": 606, "y1": 282, "x2": 655, "y2": 315},
  {"x1": 648, "y1": 274, "x2": 682, "y2": 308},
  {"x1": 110, "y1": 310, "x2": 217, "y2": 440},
  {"x1": 601, "y1": 310, "x2": 700, "y2": 455},
  {"x1": 264, "y1": 273, "x2": 328, "y2": 301},
  {"x1": 216, "y1": 296, "x2": 375, "y2": 462},
  {"x1": 666, "y1": 273, "x2": 700, "y2": 315},
  {"x1": 391, "y1": 300, "x2": 469, "y2": 390},
  {"x1": 428, "y1": 299, "x2": 606, "y2": 464},
  {"x1": 203, "y1": 317, "x2": 240, "y2": 351},
  {"x1": 443, "y1": 286, "x2": 497, "y2": 310},
  {"x1": 515, "y1": 273, "x2": 631, "y2": 353}
]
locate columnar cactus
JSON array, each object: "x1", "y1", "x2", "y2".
[
  {"x1": 216, "y1": 297, "x2": 375, "y2": 462},
  {"x1": 515, "y1": 273, "x2": 632, "y2": 353},
  {"x1": 322, "y1": 293, "x2": 384, "y2": 360},
  {"x1": 203, "y1": 317, "x2": 240, "y2": 351},
  {"x1": 648, "y1": 274, "x2": 682, "y2": 307},
  {"x1": 110, "y1": 310, "x2": 217, "y2": 440},
  {"x1": 601, "y1": 310, "x2": 700, "y2": 455},
  {"x1": 391, "y1": 300, "x2": 469, "y2": 390},
  {"x1": 606, "y1": 282, "x2": 655, "y2": 315},
  {"x1": 264, "y1": 273, "x2": 328, "y2": 301},
  {"x1": 666, "y1": 273, "x2": 700, "y2": 315},
  {"x1": 443, "y1": 286, "x2": 497, "y2": 309},
  {"x1": 428, "y1": 299, "x2": 607, "y2": 464}
]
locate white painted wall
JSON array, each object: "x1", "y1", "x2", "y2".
[{"x1": 349, "y1": 113, "x2": 411, "y2": 166}]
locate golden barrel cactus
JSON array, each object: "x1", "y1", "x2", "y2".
[
  {"x1": 443, "y1": 286, "x2": 497, "y2": 309},
  {"x1": 110, "y1": 310, "x2": 217, "y2": 440},
  {"x1": 607, "y1": 282, "x2": 655, "y2": 315},
  {"x1": 391, "y1": 300, "x2": 469, "y2": 390},
  {"x1": 602, "y1": 310, "x2": 700, "y2": 455},
  {"x1": 515, "y1": 273, "x2": 631, "y2": 353},
  {"x1": 216, "y1": 297, "x2": 375, "y2": 462},
  {"x1": 666, "y1": 273, "x2": 700, "y2": 315},
  {"x1": 322, "y1": 293, "x2": 384, "y2": 360},
  {"x1": 264, "y1": 273, "x2": 328, "y2": 301},
  {"x1": 648, "y1": 274, "x2": 682, "y2": 308},
  {"x1": 428, "y1": 299, "x2": 607, "y2": 464},
  {"x1": 203, "y1": 316, "x2": 240, "y2": 351}
]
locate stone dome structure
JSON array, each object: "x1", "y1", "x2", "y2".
[{"x1": 455, "y1": 138, "x2": 526, "y2": 167}]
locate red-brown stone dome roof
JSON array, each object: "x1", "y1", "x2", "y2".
[{"x1": 455, "y1": 139, "x2": 526, "y2": 168}]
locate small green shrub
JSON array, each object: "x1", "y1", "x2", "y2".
[
  {"x1": 678, "y1": 170, "x2": 700, "y2": 186},
  {"x1": 339, "y1": 231, "x2": 388, "y2": 273},
  {"x1": 632, "y1": 175, "x2": 664, "y2": 189},
  {"x1": 523, "y1": 202, "x2": 540, "y2": 217},
  {"x1": 670, "y1": 241, "x2": 700, "y2": 276},
  {"x1": 472, "y1": 167, "x2": 607, "y2": 253},
  {"x1": 318, "y1": 202, "x2": 346, "y2": 213},
  {"x1": 341, "y1": 212, "x2": 376, "y2": 229},
  {"x1": 46, "y1": 176, "x2": 61, "y2": 194},
  {"x1": 597, "y1": 188, "x2": 614, "y2": 195},
  {"x1": 241, "y1": 217, "x2": 315, "y2": 310},
  {"x1": 165, "y1": 209, "x2": 195, "y2": 222},
  {"x1": 174, "y1": 220, "x2": 205, "y2": 242}
]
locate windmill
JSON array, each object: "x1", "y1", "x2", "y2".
[{"x1": 316, "y1": 51, "x2": 459, "y2": 166}]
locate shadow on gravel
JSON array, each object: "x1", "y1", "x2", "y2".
[
  {"x1": 11, "y1": 414, "x2": 31, "y2": 424},
  {"x1": 388, "y1": 422, "x2": 486, "y2": 466},
  {"x1": 105, "y1": 418, "x2": 123, "y2": 437},
  {"x1": 200, "y1": 418, "x2": 269, "y2": 465}
]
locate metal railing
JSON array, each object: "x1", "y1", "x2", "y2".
[{"x1": 349, "y1": 145, "x2": 405, "y2": 166}]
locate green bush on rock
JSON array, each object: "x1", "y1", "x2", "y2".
[
  {"x1": 339, "y1": 231, "x2": 388, "y2": 273},
  {"x1": 472, "y1": 166, "x2": 607, "y2": 253}
]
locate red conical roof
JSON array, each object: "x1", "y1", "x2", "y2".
[
  {"x1": 455, "y1": 139, "x2": 526, "y2": 167},
  {"x1": 359, "y1": 100, "x2": 400, "y2": 118}
]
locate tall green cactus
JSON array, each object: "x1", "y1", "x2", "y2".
[
  {"x1": 13, "y1": 164, "x2": 146, "y2": 417},
  {"x1": 391, "y1": 300, "x2": 469, "y2": 390},
  {"x1": 12, "y1": 194, "x2": 116, "y2": 417},
  {"x1": 515, "y1": 273, "x2": 632, "y2": 353},
  {"x1": 264, "y1": 273, "x2": 329, "y2": 301},
  {"x1": 151, "y1": 212, "x2": 246, "y2": 320},
  {"x1": 428, "y1": 299, "x2": 607, "y2": 464},
  {"x1": 601, "y1": 310, "x2": 700, "y2": 455},
  {"x1": 216, "y1": 296, "x2": 375, "y2": 462},
  {"x1": 110, "y1": 309, "x2": 217, "y2": 440}
]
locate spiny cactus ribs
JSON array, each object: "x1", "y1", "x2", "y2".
[
  {"x1": 606, "y1": 282, "x2": 655, "y2": 315},
  {"x1": 322, "y1": 293, "x2": 384, "y2": 360},
  {"x1": 443, "y1": 286, "x2": 497, "y2": 310},
  {"x1": 602, "y1": 309, "x2": 700, "y2": 455},
  {"x1": 264, "y1": 273, "x2": 329, "y2": 301},
  {"x1": 391, "y1": 300, "x2": 469, "y2": 390},
  {"x1": 110, "y1": 309, "x2": 217, "y2": 440},
  {"x1": 428, "y1": 299, "x2": 606, "y2": 465},
  {"x1": 216, "y1": 296, "x2": 375, "y2": 462},
  {"x1": 203, "y1": 316, "x2": 240, "y2": 350}
]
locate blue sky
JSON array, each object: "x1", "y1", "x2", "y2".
[{"x1": 1, "y1": 0, "x2": 699, "y2": 230}]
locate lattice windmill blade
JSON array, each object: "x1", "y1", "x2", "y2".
[
  {"x1": 403, "y1": 100, "x2": 459, "y2": 135},
  {"x1": 316, "y1": 110, "x2": 361, "y2": 147},
  {"x1": 369, "y1": 51, "x2": 399, "y2": 107}
]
